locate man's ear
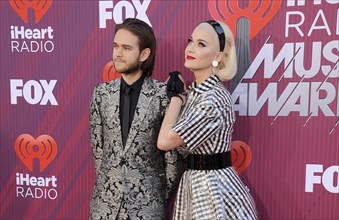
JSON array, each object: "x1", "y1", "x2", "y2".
[{"x1": 140, "y1": 48, "x2": 151, "y2": 62}]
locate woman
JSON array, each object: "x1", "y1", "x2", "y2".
[{"x1": 158, "y1": 20, "x2": 258, "y2": 219}]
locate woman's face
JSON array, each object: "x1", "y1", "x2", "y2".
[{"x1": 184, "y1": 23, "x2": 220, "y2": 73}]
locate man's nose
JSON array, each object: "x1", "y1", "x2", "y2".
[{"x1": 114, "y1": 47, "x2": 123, "y2": 56}]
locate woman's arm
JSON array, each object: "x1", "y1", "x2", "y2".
[{"x1": 157, "y1": 96, "x2": 185, "y2": 151}]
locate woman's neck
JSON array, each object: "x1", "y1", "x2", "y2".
[{"x1": 193, "y1": 69, "x2": 212, "y2": 85}]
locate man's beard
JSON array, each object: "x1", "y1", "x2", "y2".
[{"x1": 114, "y1": 60, "x2": 141, "y2": 75}]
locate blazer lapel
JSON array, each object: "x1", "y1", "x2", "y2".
[
  {"x1": 107, "y1": 78, "x2": 125, "y2": 148},
  {"x1": 124, "y1": 77, "x2": 155, "y2": 152}
]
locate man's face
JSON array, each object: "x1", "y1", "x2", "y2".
[{"x1": 112, "y1": 29, "x2": 141, "y2": 75}]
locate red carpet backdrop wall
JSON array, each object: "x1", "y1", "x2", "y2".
[{"x1": 1, "y1": 0, "x2": 338, "y2": 219}]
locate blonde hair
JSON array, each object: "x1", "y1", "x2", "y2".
[{"x1": 214, "y1": 21, "x2": 237, "y2": 81}]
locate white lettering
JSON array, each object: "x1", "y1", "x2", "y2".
[
  {"x1": 285, "y1": 11, "x2": 305, "y2": 37},
  {"x1": 15, "y1": 173, "x2": 57, "y2": 187},
  {"x1": 10, "y1": 80, "x2": 58, "y2": 105},
  {"x1": 287, "y1": 0, "x2": 339, "y2": 7},
  {"x1": 305, "y1": 164, "x2": 323, "y2": 192},
  {"x1": 99, "y1": 1, "x2": 113, "y2": 28},
  {"x1": 310, "y1": 82, "x2": 337, "y2": 116},
  {"x1": 10, "y1": 26, "x2": 53, "y2": 40},
  {"x1": 132, "y1": 0, "x2": 151, "y2": 25},
  {"x1": 294, "y1": 42, "x2": 321, "y2": 78},
  {"x1": 10, "y1": 80, "x2": 23, "y2": 104},
  {"x1": 243, "y1": 41, "x2": 338, "y2": 79},
  {"x1": 113, "y1": 1, "x2": 135, "y2": 24},
  {"x1": 39, "y1": 80, "x2": 58, "y2": 105},
  {"x1": 11, "y1": 40, "x2": 54, "y2": 53},
  {"x1": 322, "y1": 166, "x2": 339, "y2": 193},
  {"x1": 308, "y1": 9, "x2": 331, "y2": 36},
  {"x1": 23, "y1": 80, "x2": 43, "y2": 105},
  {"x1": 99, "y1": 0, "x2": 151, "y2": 28},
  {"x1": 16, "y1": 186, "x2": 58, "y2": 199},
  {"x1": 232, "y1": 82, "x2": 339, "y2": 116},
  {"x1": 285, "y1": 9, "x2": 337, "y2": 38},
  {"x1": 305, "y1": 164, "x2": 339, "y2": 193}
]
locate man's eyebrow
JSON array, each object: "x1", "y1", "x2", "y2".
[{"x1": 113, "y1": 42, "x2": 134, "y2": 48}]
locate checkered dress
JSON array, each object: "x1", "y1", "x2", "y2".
[{"x1": 173, "y1": 75, "x2": 257, "y2": 219}]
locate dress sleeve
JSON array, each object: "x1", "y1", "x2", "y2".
[{"x1": 173, "y1": 98, "x2": 222, "y2": 151}]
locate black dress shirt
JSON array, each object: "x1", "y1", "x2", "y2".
[{"x1": 120, "y1": 75, "x2": 145, "y2": 136}]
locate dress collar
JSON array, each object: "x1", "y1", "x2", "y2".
[{"x1": 190, "y1": 75, "x2": 220, "y2": 94}]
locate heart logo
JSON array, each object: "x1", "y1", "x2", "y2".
[
  {"x1": 15, "y1": 134, "x2": 57, "y2": 172},
  {"x1": 9, "y1": 0, "x2": 53, "y2": 24},
  {"x1": 103, "y1": 60, "x2": 121, "y2": 82},
  {"x1": 231, "y1": 140, "x2": 252, "y2": 174},
  {"x1": 208, "y1": 0, "x2": 281, "y2": 40}
]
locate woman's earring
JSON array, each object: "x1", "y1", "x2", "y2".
[
  {"x1": 212, "y1": 60, "x2": 218, "y2": 75},
  {"x1": 212, "y1": 60, "x2": 218, "y2": 67}
]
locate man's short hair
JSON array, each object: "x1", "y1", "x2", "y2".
[{"x1": 115, "y1": 18, "x2": 156, "y2": 76}]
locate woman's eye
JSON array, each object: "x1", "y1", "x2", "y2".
[{"x1": 198, "y1": 42, "x2": 205, "y2": 47}]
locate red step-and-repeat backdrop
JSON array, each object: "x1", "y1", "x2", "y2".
[{"x1": 1, "y1": 0, "x2": 338, "y2": 219}]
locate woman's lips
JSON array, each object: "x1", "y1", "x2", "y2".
[{"x1": 186, "y1": 55, "x2": 195, "y2": 60}]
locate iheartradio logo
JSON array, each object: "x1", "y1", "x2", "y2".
[
  {"x1": 208, "y1": 0, "x2": 282, "y2": 92},
  {"x1": 231, "y1": 140, "x2": 252, "y2": 174},
  {"x1": 208, "y1": 0, "x2": 281, "y2": 40},
  {"x1": 15, "y1": 134, "x2": 57, "y2": 172},
  {"x1": 9, "y1": 0, "x2": 55, "y2": 53},
  {"x1": 103, "y1": 60, "x2": 121, "y2": 82},
  {"x1": 9, "y1": 0, "x2": 53, "y2": 24}
]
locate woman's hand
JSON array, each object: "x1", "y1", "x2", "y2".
[{"x1": 166, "y1": 71, "x2": 188, "y2": 104}]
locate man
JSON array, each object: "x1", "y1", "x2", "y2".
[{"x1": 89, "y1": 18, "x2": 181, "y2": 219}]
